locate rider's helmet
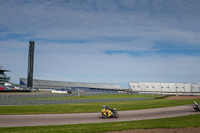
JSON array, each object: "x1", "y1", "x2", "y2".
[{"x1": 102, "y1": 105, "x2": 106, "y2": 108}]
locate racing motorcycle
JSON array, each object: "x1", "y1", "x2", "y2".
[
  {"x1": 101, "y1": 105, "x2": 119, "y2": 119},
  {"x1": 193, "y1": 101, "x2": 200, "y2": 112}
]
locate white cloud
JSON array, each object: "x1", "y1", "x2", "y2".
[
  {"x1": 1, "y1": 39, "x2": 200, "y2": 88},
  {"x1": 0, "y1": 0, "x2": 200, "y2": 88},
  {"x1": 1, "y1": 0, "x2": 200, "y2": 45}
]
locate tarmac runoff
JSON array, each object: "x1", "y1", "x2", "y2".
[{"x1": 0, "y1": 104, "x2": 199, "y2": 127}]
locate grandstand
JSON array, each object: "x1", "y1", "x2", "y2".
[
  {"x1": 129, "y1": 82, "x2": 200, "y2": 95},
  {"x1": 0, "y1": 66, "x2": 11, "y2": 87},
  {"x1": 20, "y1": 78, "x2": 123, "y2": 93}
]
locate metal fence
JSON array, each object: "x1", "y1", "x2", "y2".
[
  {"x1": 0, "y1": 93, "x2": 77, "y2": 100},
  {"x1": 0, "y1": 92, "x2": 128, "y2": 100},
  {"x1": 0, "y1": 97, "x2": 155, "y2": 106}
]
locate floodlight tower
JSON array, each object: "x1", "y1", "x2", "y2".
[{"x1": 27, "y1": 41, "x2": 35, "y2": 91}]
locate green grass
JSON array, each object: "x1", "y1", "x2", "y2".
[
  {"x1": 1, "y1": 95, "x2": 200, "y2": 132},
  {"x1": 1, "y1": 98, "x2": 200, "y2": 115},
  {"x1": 0, "y1": 114, "x2": 200, "y2": 133}
]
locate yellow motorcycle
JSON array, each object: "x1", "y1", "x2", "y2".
[{"x1": 101, "y1": 105, "x2": 119, "y2": 119}]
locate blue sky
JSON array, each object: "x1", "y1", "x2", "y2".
[{"x1": 0, "y1": 0, "x2": 200, "y2": 89}]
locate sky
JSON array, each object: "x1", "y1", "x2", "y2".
[{"x1": 0, "y1": 0, "x2": 200, "y2": 89}]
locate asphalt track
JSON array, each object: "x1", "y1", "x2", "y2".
[{"x1": 0, "y1": 104, "x2": 199, "y2": 127}]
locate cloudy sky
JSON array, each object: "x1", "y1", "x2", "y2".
[{"x1": 0, "y1": 0, "x2": 200, "y2": 88}]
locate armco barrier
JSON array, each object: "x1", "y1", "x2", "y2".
[
  {"x1": 0, "y1": 93, "x2": 78, "y2": 100},
  {"x1": 0, "y1": 92, "x2": 127, "y2": 100},
  {"x1": 0, "y1": 97, "x2": 155, "y2": 106}
]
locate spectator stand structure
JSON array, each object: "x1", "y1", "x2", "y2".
[
  {"x1": 129, "y1": 82, "x2": 200, "y2": 95},
  {"x1": 20, "y1": 78, "x2": 124, "y2": 93}
]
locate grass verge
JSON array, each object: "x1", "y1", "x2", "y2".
[
  {"x1": 0, "y1": 113, "x2": 200, "y2": 133},
  {"x1": 0, "y1": 98, "x2": 200, "y2": 115}
]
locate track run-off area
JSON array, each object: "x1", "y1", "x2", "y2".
[{"x1": 0, "y1": 104, "x2": 199, "y2": 127}]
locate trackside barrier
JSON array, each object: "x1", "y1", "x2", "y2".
[
  {"x1": 0, "y1": 92, "x2": 128, "y2": 100},
  {"x1": 0, "y1": 97, "x2": 155, "y2": 106},
  {"x1": 0, "y1": 93, "x2": 77, "y2": 100}
]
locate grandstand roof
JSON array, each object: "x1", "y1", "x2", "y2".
[{"x1": 20, "y1": 78, "x2": 123, "y2": 90}]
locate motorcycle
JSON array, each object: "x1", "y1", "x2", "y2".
[
  {"x1": 101, "y1": 105, "x2": 119, "y2": 119},
  {"x1": 193, "y1": 101, "x2": 200, "y2": 112}
]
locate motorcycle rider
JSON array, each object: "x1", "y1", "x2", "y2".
[
  {"x1": 102, "y1": 105, "x2": 110, "y2": 110},
  {"x1": 194, "y1": 101, "x2": 199, "y2": 107},
  {"x1": 193, "y1": 101, "x2": 200, "y2": 112},
  {"x1": 102, "y1": 105, "x2": 112, "y2": 117}
]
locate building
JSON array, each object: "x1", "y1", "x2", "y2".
[
  {"x1": 20, "y1": 78, "x2": 123, "y2": 93},
  {"x1": 0, "y1": 66, "x2": 11, "y2": 87},
  {"x1": 129, "y1": 82, "x2": 200, "y2": 95}
]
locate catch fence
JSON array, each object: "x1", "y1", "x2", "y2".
[
  {"x1": 0, "y1": 97, "x2": 155, "y2": 106},
  {"x1": 0, "y1": 92, "x2": 124, "y2": 100}
]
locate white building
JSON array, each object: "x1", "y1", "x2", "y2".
[{"x1": 129, "y1": 82, "x2": 200, "y2": 95}]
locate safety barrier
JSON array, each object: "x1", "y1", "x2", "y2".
[
  {"x1": 0, "y1": 92, "x2": 126, "y2": 100},
  {"x1": 0, "y1": 97, "x2": 155, "y2": 106}
]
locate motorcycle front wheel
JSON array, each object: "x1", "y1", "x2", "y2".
[
  {"x1": 194, "y1": 108, "x2": 199, "y2": 112},
  {"x1": 102, "y1": 113, "x2": 108, "y2": 119},
  {"x1": 114, "y1": 112, "x2": 119, "y2": 118}
]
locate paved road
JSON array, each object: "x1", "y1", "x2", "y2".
[{"x1": 0, "y1": 105, "x2": 199, "y2": 127}]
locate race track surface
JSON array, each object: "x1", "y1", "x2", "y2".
[{"x1": 0, "y1": 104, "x2": 199, "y2": 127}]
